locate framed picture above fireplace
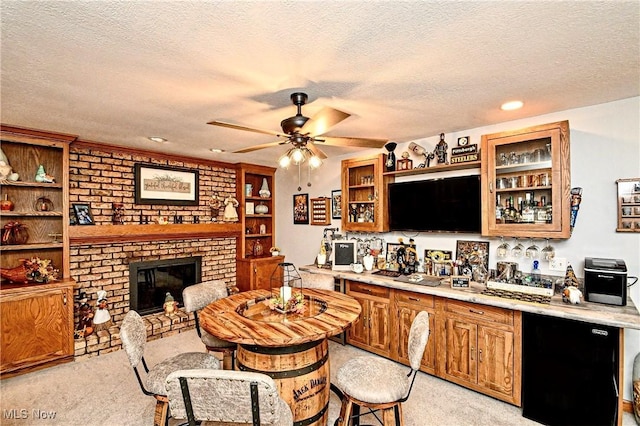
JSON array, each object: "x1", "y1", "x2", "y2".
[{"x1": 134, "y1": 163, "x2": 199, "y2": 205}]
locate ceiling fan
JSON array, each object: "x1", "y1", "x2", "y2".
[{"x1": 207, "y1": 92, "x2": 388, "y2": 160}]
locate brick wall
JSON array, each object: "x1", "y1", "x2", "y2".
[{"x1": 69, "y1": 143, "x2": 239, "y2": 358}]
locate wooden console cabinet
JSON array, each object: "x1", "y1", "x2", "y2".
[
  {"x1": 439, "y1": 299, "x2": 522, "y2": 405},
  {"x1": 345, "y1": 282, "x2": 522, "y2": 406},
  {"x1": 236, "y1": 255, "x2": 285, "y2": 292},
  {"x1": 0, "y1": 279, "x2": 75, "y2": 377},
  {"x1": 346, "y1": 280, "x2": 391, "y2": 358}
]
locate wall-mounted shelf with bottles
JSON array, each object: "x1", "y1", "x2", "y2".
[
  {"x1": 616, "y1": 178, "x2": 640, "y2": 233},
  {"x1": 382, "y1": 160, "x2": 480, "y2": 177}
]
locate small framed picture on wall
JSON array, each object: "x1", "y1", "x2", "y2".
[
  {"x1": 293, "y1": 193, "x2": 309, "y2": 224},
  {"x1": 72, "y1": 204, "x2": 94, "y2": 225},
  {"x1": 331, "y1": 189, "x2": 342, "y2": 219}
]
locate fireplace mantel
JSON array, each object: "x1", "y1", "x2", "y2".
[{"x1": 69, "y1": 222, "x2": 242, "y2": 245}]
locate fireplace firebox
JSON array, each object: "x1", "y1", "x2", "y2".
[{"x1": 129, "y1": 256, "x2": 202, "y2": 315}]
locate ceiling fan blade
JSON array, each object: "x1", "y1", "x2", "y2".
[
  {"x1": 306, "y1": 141, "x2": 328, "y2": 160},
  {"x1": 232, "y1": 140, "x2": 288, "y2": 154},
  {"x1": 300, "y1": 107, "x2": 350, "y2": 137},
  {"x1": 317, "y1": 136, "x2": 388, "y2": 148},
  {"x1": 207, "y1": 120, "x2": 286, "y2": 137}
]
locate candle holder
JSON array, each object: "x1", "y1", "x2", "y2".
[{"x1": 269, "y1": 262, "x2": 304, "y2": 314}]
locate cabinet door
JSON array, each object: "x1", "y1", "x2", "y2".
[
  {"x1": 1, "y1": 287, "x2": 72, "y2": 373},
  {"x1": 341, "y1": 154, "x2": 393, "y2": 232},
  {"x1": 477, "y1": 326, "x2": 515, "y2": 398},
  {"x1": 481, "y1": 120, "x2": 570, "y2": 238},
  {"x1": 396, "y1": 305, "x2": 436, "y2": 373},
  {"x1": 444, "y1": 317, "x2": 477, "y2": 385},
  {"x1": 367, "y1": 299, "x2": 390, "y2": 355},
  {"x1": 347, "y1": 295, "x2": 369, "y2": 347}
]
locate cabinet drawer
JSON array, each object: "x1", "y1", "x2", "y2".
[
  {"x1": 394, "y1": 290, "x2": 434, "y2": 308},
  {"x1": 347, "y1": 281, "x2": 389, "y2": 298},
  {"x1": 445, "y1": 299, "x2": 513, "y2": 326}
]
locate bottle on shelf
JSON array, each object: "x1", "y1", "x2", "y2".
[
  {"x1": 495, "y1": 194, "x2": 504, "y2": 224},
  {"x1": 521, "y1": 192, "x2": 535, "y2": 223}
]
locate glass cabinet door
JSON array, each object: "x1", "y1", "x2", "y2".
[
  {"x1": 341, "y1": 154, "x2": 393, "y2": 232},
  {"x1": 481, "y1": 121, "x2": 571, "y2": 239}
]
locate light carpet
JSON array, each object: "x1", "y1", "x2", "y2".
[{"x1": 0, "y1": 331, "x2": 634, "y2": 425}]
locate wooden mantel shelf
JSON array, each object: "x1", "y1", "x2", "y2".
[{"x1": 69, "y1": 222, "x2": 242, "y2": 245}]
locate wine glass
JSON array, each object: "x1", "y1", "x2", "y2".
[
  {"x1": 496, "y1": 237, "x2": 510, "y2": 258},
  {"x1": 541, "y1": 239, "x2": 555, "y2": 261},
  {"x1": 511, "y1": 238, "x2": 524, "y2": 258},
  {"x1": 525, "y1": 239, "x2": 540, "y2": 259}
]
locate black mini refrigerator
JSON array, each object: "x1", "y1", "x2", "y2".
[{"x1": 522, "y1": 312, "x2": 620, "y2": 426}]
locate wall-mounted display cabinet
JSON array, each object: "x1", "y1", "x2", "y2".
[
  {"x1": 341, "y1": 154, "x2": 394, "y2": 232},
  {"x1": 616, "y1": 178, "x2": 640, "y2": 233},
  {"x1": 481, "y1": 121, "x2": 571, "y2": 239}
]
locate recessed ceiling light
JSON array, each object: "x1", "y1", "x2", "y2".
[
  {"x1": 501, "y1": 100, "x2": 524, "y2": 111},
  {"x1": 148, "y1": 137, "x2": 168, "y2": 143},
  {"x1": 209, "y1": 148, "x2": 224, "y2": 153}
]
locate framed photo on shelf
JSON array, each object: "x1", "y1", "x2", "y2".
[
  {"x1": 455, "y1": 240, "x2": 489, "y2": 276},
  {"x1": 72, "y1": 204, "x2": 94, "y2": 225},
  {"x1": 134, "y1": 163, "x2": 199, "y2": 206},
  {"x1": 293, "y1": 193, "x2": 309, "y2": 224},
  {"x1": 331, "y1": 189, "x2": 342, "y2": 219},
  {"x1": 245, "y1": 202, "x2": 255, "y2": 215}
]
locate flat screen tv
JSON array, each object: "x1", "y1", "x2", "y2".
[{"x1": 388, "y1": 175, "x2": 481, "y2": 233}]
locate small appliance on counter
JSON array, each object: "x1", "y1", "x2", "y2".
[{"x1": 584, "y1": 257, "x2": 627, "y2": 306}]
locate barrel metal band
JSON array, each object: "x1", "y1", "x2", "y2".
[
  {"x1": 239, "y1": 339, "x2": 322, "y2": 355},
  {"x1": 238, "y1": 350, "x2": 328, "y2": 379}
]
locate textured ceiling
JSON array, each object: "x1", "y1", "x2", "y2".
[{"x1": 1, "y1": 1, "x2": 639, "y2": 166}]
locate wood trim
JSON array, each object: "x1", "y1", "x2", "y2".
[
  {"x1": 72, "y1": 139, "x2": 237, "y2": 170},
  {"x1": 69, "y1": 223, "x2": 242, "y2": 245}
]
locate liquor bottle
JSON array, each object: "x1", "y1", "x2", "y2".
[
  {"x1": 521, "y1": 192, "x2": 535, "y2": 223},
  {"x1": 545, "y1": 199, "x2": 553, "y2": 224},
  {"x1": 504, "y1": 196, "x2": 517, "y2": 223},
  {"x1": 534, "y1": 200, "x2": 547, "y2": 223},
  {"x1": 495, "y1": 194, "x2": 504, "y2": 224}
]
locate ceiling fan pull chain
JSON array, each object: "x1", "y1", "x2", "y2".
[
  {"x1": 297, "y1": 164, "x2": 302, "y2": 191},
  {"x1": 307, "y1": 163, "x2": 312, "y2": 187}
]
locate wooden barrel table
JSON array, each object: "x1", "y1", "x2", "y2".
[{"x1": 200, "y1": 288, "x2": 361, "y2": 426}]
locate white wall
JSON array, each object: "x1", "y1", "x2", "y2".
[{"x1": 276, "y1": 96, "x2": 640, "y2": 401}]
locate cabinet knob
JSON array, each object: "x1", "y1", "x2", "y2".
[
  {"x1": 471, "y1": 346, "x2": 475, "y2": 361},
  {"x1": 409, "y1": 297, "x2": 420, "y2": 302},
  {"x1": 469, "y1": 308, "x2": 484, "y2": 315}
]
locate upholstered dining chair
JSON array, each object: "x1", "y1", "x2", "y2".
[
  {"x1": 182, "y1": 280, "x2": 237, "y2": 370},
  {"x1": 335, "y1": 311, "x2": 430, "y2": 426},
  {"x1": 299, "y1": 270, "x2": 335, "y2": 290},
  {"x1": 165, "y1": 368, "x2": 293, "y2": 426},
  {"x1": 119, "y1": 310, "x2": 220, "y2": 426}
]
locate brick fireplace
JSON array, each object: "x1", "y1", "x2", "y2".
[{"x1": 68, "y1": 142, "x2": 239, "y2": 360}]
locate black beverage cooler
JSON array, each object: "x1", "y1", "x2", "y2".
[{"x1": 522, "y1": 312, "x2": 620, "y2": 426}]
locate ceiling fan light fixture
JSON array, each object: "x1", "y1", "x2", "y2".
[
  {"x1": 278, "y1": 153, "x2": 292, "y2": 168},
  {"x1": 309, "y1": 155, "x2": 322, "y2": 169},
  {"x1": 291, "y1": 147, "x2": 306, "y2": 164}
]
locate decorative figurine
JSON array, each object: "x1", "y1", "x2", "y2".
[
  {"x1": 562, "y1": 286, "x2": 583, "y2": 304},
  {"x1": 163, "y1": 292, "x2": 179, "y2": 316},
  {"x1": 384, "y1": 142, "x2": 397, "y2": 172},
  {"x1": 259, "y1": 178, "x2": 271, "y2": 198},
  {"x1": 75, "y1": 292, "x2": 94, "y2": 338},
  {"x1": 93, "y1": 290, "x2": 112, "y2": 331},
  {"x1": 34, "y1": 165, "x2": 55, "y2": 183},
  {"x1": 213, "y1": 195, "x2": 239, "y2": 222},
  {"x1": 112, "y1": 202, "x2": 125, "y2": 225},
  {"x1": 434, "y1": 133, "x2": 448, "y2": 164}
]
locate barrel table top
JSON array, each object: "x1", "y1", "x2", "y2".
[{"x1": 200, "y1": 289, "x2": 362, "y2": 347}]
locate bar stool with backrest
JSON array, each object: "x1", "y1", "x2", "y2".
[
  {"x1": 119, "y1": 310, "x2": 221, "y2": 426},
  {"x1": 182, "y1": 280, "x2": 237, "y2": 369},
  {"x1": 335, "y1": 311, "x2": 430, "y2": 426},
  {"x1": 165, "y1": 368, "x2": 293, "y2": 426},
  {"x1": 299, "y1": 270, "x2": 335, "y2": 290}
]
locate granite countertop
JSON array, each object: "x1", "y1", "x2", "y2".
[{"x1": 300, "y1": 265, "x2": 640, "y2": 330}]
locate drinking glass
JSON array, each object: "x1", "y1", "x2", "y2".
[
  {"x1": 496, "y1": 237, "x2": 510, "y2": 258},
  {"x1": 525, "y1": 239, "x2": 540, "y2": 259},
  {"x1": 541, "y1": 239, "x2": 555, "y2": 260},
  {"x1": 511, "y1": 238, "x2": 524, "y2": 258}
]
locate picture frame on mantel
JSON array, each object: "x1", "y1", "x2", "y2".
[
  {"x1": 72, "y1": 203, "x2": 94, "y2": 225},
  {"x1": 134, "y1": 163, "x2": 199, "y2": 206}
]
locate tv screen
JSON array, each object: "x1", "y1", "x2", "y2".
[{"x1": 388, "y1": 175, "x2": 481, "y2": 233}]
